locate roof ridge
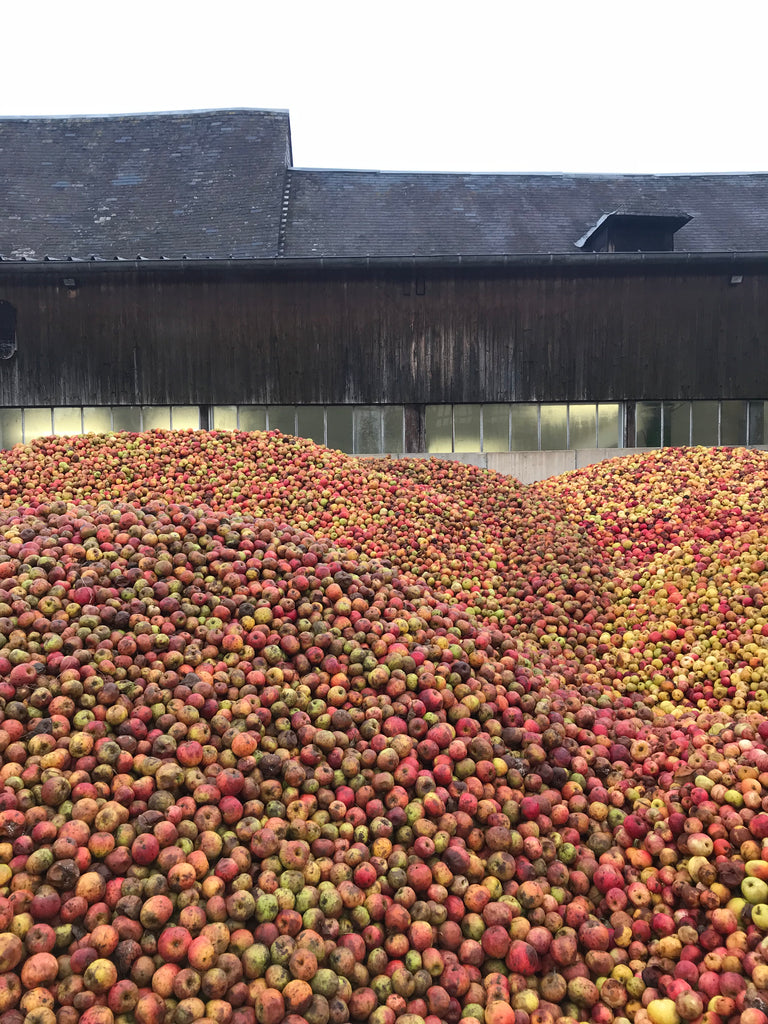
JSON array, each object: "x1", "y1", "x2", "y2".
[{"x1": 0, "y1": 108, "x2": 291, "y2": 123}]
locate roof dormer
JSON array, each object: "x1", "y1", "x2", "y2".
[{"x1": 575, "y1": 208, "x2": 692, "y2": 253}]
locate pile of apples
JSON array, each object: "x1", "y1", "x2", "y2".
[{"x1": 0, "y1": 431, "x2": 766, "y2": 1024}]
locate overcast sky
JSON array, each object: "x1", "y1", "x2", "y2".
[{"x1": 5, "y1": 0, "x2": 766, "y2": 174}]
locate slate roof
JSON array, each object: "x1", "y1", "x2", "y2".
[
  {"x1": 282, "y1": 169, "x2": 768, "y2": 257},
  {"x1": 0, "y1": 109, "x2": 292, "y2": 260},
  {"x1": 0, "y1": 108, "x2": 767, "y2": 262}
]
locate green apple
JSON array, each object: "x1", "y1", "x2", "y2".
[
  {"x1": 750, "y1": 902, "x2": 768, "y2": 930},
  {"x1": 742, "y1": 877, "x2": 768, "y2": 904}
]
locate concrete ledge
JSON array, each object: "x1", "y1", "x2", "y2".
[
  {"x1": 376, "y1": 447, "x2": 743, "y2": 481},
  {"x1": 420, "y1": 452, "x2": 488, "y2": 468},
  {"x1": 486, "y1": 450, "x2": 577, "y2": 483}
]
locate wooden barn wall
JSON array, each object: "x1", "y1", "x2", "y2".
[{"x1": 0, "y1": 265, "x2": 765, "y2": 406}]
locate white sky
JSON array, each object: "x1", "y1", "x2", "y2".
[{"x1": 5, "y1": 0, "x2": 767, "y2": 174}]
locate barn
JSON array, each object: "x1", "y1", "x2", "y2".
[{"x1": 1, "y1": 108, "x2": 767, "y2": 479}]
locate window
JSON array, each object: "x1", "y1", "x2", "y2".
[
  {"x1": 171, "y1": 406, "x2": 200, "y2": 430},
  {"x1": 239, "y1": 406, "x2": 266, "y2": 432},
  {"x1": 425, "y1": 406, "x2": 453, "y2": 453},
  {"x1": 23, "y1": 408, "x2": 53, "y2": 441},
  {"x1": 83, "y1": 407, "x2": 114, "y2": 433},
  {"x1": 142, "y1": 407, "x2": 171, "y2": 431},
  {"x1": 540, "y1": 405, "x2": 567, "y2": 450},
  {"x1": 212, "y1": 406, "x2": 238, "y2": 430},
  {"x1": 721, "y1": 402, "x2": 747, "y2": 446},
  {"x1": 354, "y1": 407, "x2": 383, "y2": 454},
  {"x1": 326, "y1": 406, "x2": 353, "y2": 452},
  {"x1": 297, "y1": 407, "x2": 325, "y2": 445},
  {"x1": 0, "y1": 409, "x2": 22, "y2": 448},
  {"x1": 267, "y1": 406, "x2": 296, "y2": 435},
  {"x1": 663, "y1": 402, "x2": 691, "y2": 446},
  {"x1": 569, "y1": 404, "x2": 597, "y2": 449},
  {"x1": 383, "y1": 407, "x2": 404, "y2": 452},
  {"x1": 749, "y1": 402, "x2": 768, "y2": 446},
  {"x1": 483, "y1": 405, "x2": 510, "y2": 452},
  {"x1": 598, "y1": 404, "x2": 620, "y2": 448},
  {"x1": 0, "y1": 302, "x2": 17, "y2": 360},
  {"x1": 691, "y1": 402, "x2": 718, "y2": 446},
  {"x1": 635, "y1": 403, "x2": 661, "y2": 447},
  {"x1": 53, "y1": 408, "x2": 82, "y2": 436},
  {"x1": 510, "y1": 405, "x2": 539, "y2": 451},
  {"x1": 453, "y1": 405, "x2": 481, "y2": 453},
  {"x1": 111, "y1": 407, "x2": 142, "y2": 432}
]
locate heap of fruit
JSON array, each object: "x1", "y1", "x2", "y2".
[{"x1": 0, "y1": 431, "x2": 767, "y2": 1024}]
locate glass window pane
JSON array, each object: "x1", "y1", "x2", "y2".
[
  {"x1": 354, "y1": 407, "x2": 382, "y2": 454},
  {"x1": 569, "y1": 404, "x2": 596, "y2": 449},
  {"x1": 268, "y1": 406, "x2": 296, "y2": 436},
  {"x1": 721, "y1": 401, "x2": 747, "y2": 446},
  {"x1": 171, "y1": 406, "x2": 199, "y2": 430},
  {"x1": 0, "y1": 409, "x2": 22, "y2": 449},
  {"x1": 635, "y1": 403, "x2": 661, "y2": 447},
  {"x1": 453, "y1": 405, "x2": 481, "y2": 453},
  {"x1": 691, "y1": 401, "x2": 719, "y2": 446},
  {"x1": 212, "y1": 406, "x2": 238, "y2": 430},
  {"x1": 142, "y1": 407, "x2": 170, "y2": 431},
  {"x1": 749, "y1": 402, "x2": 768, "y2": 446},
  {"x1": 24, "y1": 408, "x2": 52, "y2": 441},
  {"x1": 540, "y1": 405, "x2": 567, "y2": 450},
  {"x1": 53, "y1": 407, "x2": 82, "y2": 436},
  {"x1": 111, "y1": 407, "x2": 141, "y2": 433},
  {"x1": 511, "y1": 404, "x2": 539, "y2": 451},
  {"x1": 326, "y1": 406, "x2": 353, "y2": 452},
  {"x1": 297, "y1": 407, "x2": 325, "y2": 445},
  {"x1": 240, "y1": 406, "x2": 266, "y2": 432},
  {"x1": 483, "y1": 405, "x2": 509, "y2": 452},
  {"x1": 83, "y1": 407, "x2": 113, "y2": 433},
  {"x1": 663, "y1": 401, "x2": 690, "y2": 446},
  {"x1": 425, "y1": 406, "x2": 453, "y2": 453},
  {"x1": 383, "y1": 407, "x2": 404, "y2": 453},
  {"x1": 598, "y1": 404, "x2": 620, "y2": 448}
]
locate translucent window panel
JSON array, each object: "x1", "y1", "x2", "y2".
[
  {"x1": 749, "y1": 402, "x2": 768, "y2": 446},
  {"x1": 383, "y1": 406, "x2": 404, "y2": 453},
  {"x1": 239, "y1": 406, "x2": 267, "y2": 432},
  {"x1": 268, "y1": 406, "x2": 296, "y2": 436},
  {"x1": 540, "y1": 405, "x2": 567, "y2": 450},
  {"x1": 510, "y1": 405, "x2": 539, "y2": 451},
  {"x1": 142, "y1": 407, "x2": 171, "y2": 431},
  {"x1": 83, "y1": 407, "x2": 114, "y2": 433},
  {"x1": 483, "y1": 405, "x2": 509, "y2": 452},
  {"x1": 691, "y1": 401, "x2": 719, "y2": 446},
  {"x1": 568, "y1": 404, "x2": 597, "y2": 449},
  {"x1": 0, "y1": 409, "x2": 23, "y2": 449},
  {"x1": 598, "y1": 404, "x2": 620, "y2": 448},
  {"x1": 635, "y1": 403, "x2": 661, "y2": 447},
  {"x1": 663, "y1": 402, "x2": 691, "y2": 446},
  {"x1": 453, "y1": 405, "x2": 481, "y2": 453},
  {"x1": 212, "y1": 406, "x2": 238, "y2": 430},
  {"x1": 23, "y1": 408, "x2": 53, "y2": 441},
  {"x1": 354, "y1": 407, "x2": 383, "y2": 454},
  {"x1": 296, "y1": 407, "x2": 325, "y2": 445},
  {"x1": 720, "y1": 401, "x2": 747, "y2": 446},
  {"x1": 425, "y1": 406, "x2": 453, "y2": 453},
  {"x1": 53, "y1": 407, "x2": 82, "y2": 436},
  {"x1": 171, "y1": 406, "x2": 199, "y2": 430},
  {"x1": 326, "y1": 406, "x2": 353, "y2": 452},
  {"x1": 111, "y1": 407, "x2": 141, "y2": 433}
]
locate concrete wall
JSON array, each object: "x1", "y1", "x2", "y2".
[{"x1": 382, "y1": 448, "x2": 660, "y2": 484}]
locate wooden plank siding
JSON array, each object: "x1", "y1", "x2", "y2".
[{"x1": 0, "y1": 263, "x2": 765, "y2": 408}]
